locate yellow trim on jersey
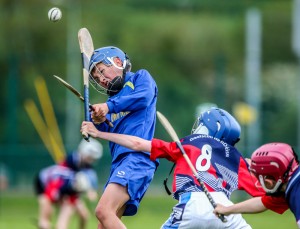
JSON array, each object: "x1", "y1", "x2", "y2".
[{"x1": 124, "y1": 81, "x2": 134, "y2": 90}]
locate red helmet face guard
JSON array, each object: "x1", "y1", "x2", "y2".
[{"x1": 250, "y1": 143, "x2": 299, "y2": 193}]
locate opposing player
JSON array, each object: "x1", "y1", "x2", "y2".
[
  {"x1": 59, "y1": 137, "x2": 102, "y2": 214},
  {"x1": 214, "y1": 142, "x2": 300, "y2": 228},
  {"x1": 34, "y1": 165, "x2": 97, "y2": 229},
  {"x1": 81, "y1": 107, "x2": 265, "y2": 229},
  {"x1": 61, "y1": 137, "x2": 103, "y2": 171},
  {"x1": 87, "y1": 46, "x2": 158, "y2": 228},
  {"x1": 34, "y1": 138, "x2": 102, "y2": 229}
]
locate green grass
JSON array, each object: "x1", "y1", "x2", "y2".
[{"x1": 0, "y1": 193, "x2": 297, "y2": 229}]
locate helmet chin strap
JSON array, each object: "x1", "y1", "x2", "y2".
[{"x1": 107, "y1": 73, "x2": 125, "y2": 96}]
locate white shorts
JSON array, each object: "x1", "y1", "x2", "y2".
[{"x1": 161, "y1": 192, "x2": 251, "y2": 229}]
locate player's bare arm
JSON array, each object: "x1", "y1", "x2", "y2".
[
  {"x1": 81, "y1": 121, "x2": 152, "y2": 152},
  {"x1": 213, "y1": 197, "x2": 267, "y2": 216}
]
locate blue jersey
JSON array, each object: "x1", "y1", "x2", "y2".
[
  {"x1": 95, "y1": 69, "x2": 158, "y2": 163},
  {"x1": 286, "y1": 167, "x2": 300, "y2": 227}
]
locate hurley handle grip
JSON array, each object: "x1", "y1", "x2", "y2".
[{"x1": 89, "y1": 105, "x2": 113, "y2": 128}]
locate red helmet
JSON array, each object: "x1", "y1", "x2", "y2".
[{"x1": 250, "y1": 142, "x2": 299, "y2": 194}]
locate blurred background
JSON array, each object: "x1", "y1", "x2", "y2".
[{"x1": 0, "y1": 0, "x2": 299, "y2": 210}]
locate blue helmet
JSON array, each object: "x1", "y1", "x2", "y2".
[
  {"x1": 89, "y1": 46, "x2": 131, "y2": 73},
  {"x1": 88, "y1": 46, "x2": 131, "y2": 96},
  {"x1": 192, "y1": 107, "x2": 241, "y2": 146}
]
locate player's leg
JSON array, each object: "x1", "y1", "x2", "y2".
[
  {"x1": 96, "y1": 153, "x2": 157, "y2": 229},
  {"x1": 38, "y1": 195, "x2": 53, "y2": 229},
  {"x1": 55, "y1": 199, "x2": 75, "y2": 229},
  {"x1": 95, "y1": 183, "x2": 129, "y2": 229},
  {"x1": 34, "y1": 174, "x2": 52, "y2": 229},
  {"x1": 74, "y1": 198, "x2": 90, "y2": 229}
]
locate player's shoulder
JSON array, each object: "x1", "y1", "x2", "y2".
[
  {"x1": 286, "y1": 167, "x2": 300, "y2": 194},
  {"x1": 127, "y1": 70, "x2": 157, "y2": 89},
  {"x1": 135, "y1": 69, "x2": 151, "y2": 75},
  {"x1": 133, "y1": 69, "x2": 156, "y2": 81},
  {"x1": 184, "y1": 134, "x2": 223, "y2": 144},
  {"x1": 184, "y1": 134, "x2": 240, "y2": 155}
]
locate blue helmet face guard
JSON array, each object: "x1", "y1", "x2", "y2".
[
  {"x1": 192, "y1": 107, "x2": 241, "y2": 146},
  {"x1": 88, "y1": 46, "x2": 131, "y2": 96}
]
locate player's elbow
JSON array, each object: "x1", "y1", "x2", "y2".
[
  {"x1": 128, "y1": 140, "x2": 142, "y2": 151},
  {"x1": 131, "y1": 139, "x2": 150, "y2": 152}
]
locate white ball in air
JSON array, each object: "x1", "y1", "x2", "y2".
[{"x1": 48, "y1": 7, "x2": 62, "y2": 22}]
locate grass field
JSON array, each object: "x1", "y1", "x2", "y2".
[{"x1": 0, "y1": 193, "x2": 297, "y2": 229}]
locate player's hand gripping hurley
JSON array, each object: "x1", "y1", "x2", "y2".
[
  {"x1": 53, "y1": 75, "x2": 113, "y2": 128},
  {"x1": 156, "y1": 111, "x2": 227, "y2": 223},
  {"x1": 78, "y1": 28, "x2": 113, "y2": 141}
]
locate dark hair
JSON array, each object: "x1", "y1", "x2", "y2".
[{"x1": 291, "y1": 147, "x2": 299, "y2": 164}]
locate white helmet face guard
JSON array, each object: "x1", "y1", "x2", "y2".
[
  {"x1": 191, "y1": 117, "x2": 200, "y2": 134},
  {"x1": 258, "y1": 174, "x2": 283, "y2": 194},
  {"x1": 192, "y1": 120, "x2": 209, "y2": 135},
  {"x1": 89, "y1": 56, "x2": 126, "y2": 95},
  {"x1": 89, "y1": 70, "x2": 109, "y2": 95}
]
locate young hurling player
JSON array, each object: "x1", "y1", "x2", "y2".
[
  {"x1": 34, "y1": 166, "x2": 97, "y2": 229},
  {"x1": 35, "y1": 138, "x2": 102, "y2": 229},
  {"x1": 87, "y1": 46, "x2": 158, "y2": 229},
  {"x1": 81, "y1": 107, "x2": 265, "y2": 229},
  {"x1": 214, "y1": 142, "x2": 300, "y2": 229}
]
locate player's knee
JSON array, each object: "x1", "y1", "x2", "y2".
[{"x1": 95, "y1": 205, "x2": 107, "y2": 222}]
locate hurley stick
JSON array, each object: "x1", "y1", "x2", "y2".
[
  {"x1": 78, "y1": 28, "x2": 94, "y2": 141},
  {"x1": 53, "y1": 75, "x2": 113, "y2": 127}
]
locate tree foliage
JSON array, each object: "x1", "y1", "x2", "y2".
[{"x1": 1, "y1": 0, "x2": 298, "y2": 153}]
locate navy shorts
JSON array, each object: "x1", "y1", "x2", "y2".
[
  {"x1": 33, "y1": 174, "x2": 44, "y2": 196},
  {"x1": 105, "y1": 152, "x2": 157, "y2": 216}
]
